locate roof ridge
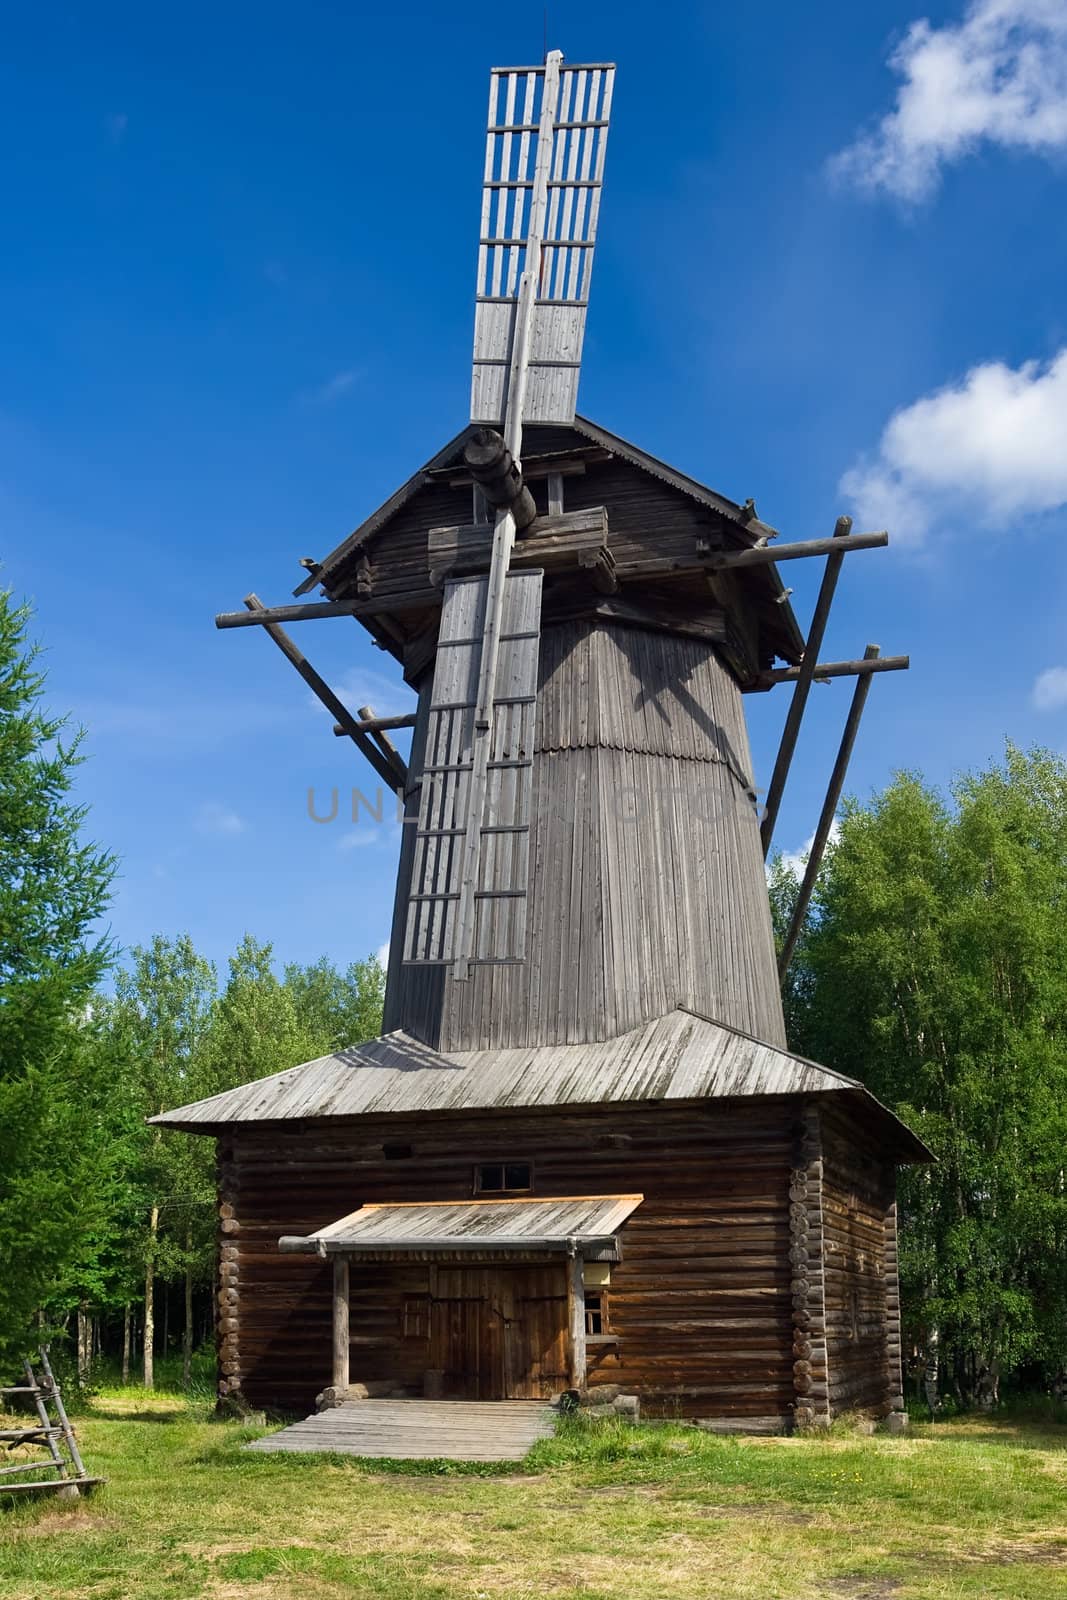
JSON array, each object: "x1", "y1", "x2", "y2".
[{"x1": 672, "y1": 1004, "x2": 862, "y2": 1090}]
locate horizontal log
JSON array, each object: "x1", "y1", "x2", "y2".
[
  {"x1": 427, "y1": 506, "x2": 609, "y2": 583},
  {"x1": 331, "y1": 712, "x2": 417, "y2": 738},
  {"x1": 702, "y1": 530, "x2": 888, "y2": 569},
  {"x1": 752, "y1": 655, "x2": 909, "y2": 689},
  {"x1": 216, "y1": 599, "x2": 360, "y2": 629}
]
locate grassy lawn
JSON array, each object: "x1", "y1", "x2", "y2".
[{"x1": 1, "y1": 1390, "x2": 1065, "y2": 1599}]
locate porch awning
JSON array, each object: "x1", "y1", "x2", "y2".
[{"x1": 278, "y1": 1194, "x2": 643, "y2": 1260}]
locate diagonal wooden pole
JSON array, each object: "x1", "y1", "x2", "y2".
[
  {"x1": 761, "y1": 517, "x2": 852, "y2": 858},
  {"x1": 777, "y1": 644, "x2": 880, "y2": 981},
  {"x1": 242, "y1": 595, "x2": 403, "y2": 792}
]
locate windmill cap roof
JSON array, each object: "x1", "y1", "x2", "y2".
[{"x1": 289, "y1": 414, "x2": 804, "y2": 665}]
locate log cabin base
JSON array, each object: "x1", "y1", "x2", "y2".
[{"x1": 178, "y1": 1073, "x2": 930, "y2": 1432}]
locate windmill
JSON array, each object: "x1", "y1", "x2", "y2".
[
  {"x1": 173, "y1": 47, "x2": 923, "y2": 1433},
  {"x1": 215, "y1": 50, "x2": 907, "y2": 1055},
  {"x1": 403, "y1": 55, "x2": 616, "y2": 979}
]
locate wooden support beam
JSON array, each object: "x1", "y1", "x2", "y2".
[
  {"x1": 579, "y1": 546, "x2": 618, "y2": 594},
  {"x1": 428, "y1": 505, "x2": 608, "y2": 585},
  {"x1": 331, "y1": 712, "x2": 417, "y2": 737},
  {"x1": 778, "y1": 646, "x2": 881, "y2": 979},
  {"x1": 437, "y1": 448, "x2": 604, "y2": 487},
  {"x1": 241, "y1": 595, "x2": 400, "y2": 792},
  {"x1": 332, "y1": 1257, "x2": 350, "y2": 1392},
  {"x1": 216, "y1": 599, "x2": 360, "y2": 629},
  {"x1": 702, "y1": 529, "x2": 888, "y2": 570},
  {"x1": 761, "y1": 517, "x2": 852, "y2": 858},
  {"x1": 357, "y1": 703, "x2": 407, "y2": 787},
  {"x1": 750, "y1": 654, "x2": 908, "y2": 691},
  {"x1": 568, "y1": 1252, "x2": 587, "y2": 1393}
]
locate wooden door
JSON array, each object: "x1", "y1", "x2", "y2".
[
  {"x1": 429, "y1": 1265, "x2": 568, "y2": 1400},
  {"x1": 430, "y1": 1267, "x2": 501, "y2": 1399},
  {"x1": 501, "y1": 1265, "x2": 569, "y2": 1399}
]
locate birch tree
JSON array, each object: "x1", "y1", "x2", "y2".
[{"x1": 781, "y1": 747, "x2": 1067, "y2": 1405}]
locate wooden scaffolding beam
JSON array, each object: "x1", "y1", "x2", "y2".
[
  {"x1": 777, "y1": 645, "x2": 881, "y2": 980},
  {"x1": 242, "y1": 595, "x2": 406, "y2": 791},
  {"x1": 761, "y1": 516, "x2": 852, "y2": 858}
]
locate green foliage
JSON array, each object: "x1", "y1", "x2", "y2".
[
  {"x1": 78, "y1": 931, "x2": 386, "y2": 1381},
  {"x1": 783, "y1": 746, "x2": 1067, "y2": 1400},
  {"x1": 283, "y1": 952, "x2": 387, "y2": 1056},
  {"x1": 0, "y1": 591, "x2": 116, "y2": 1366}
]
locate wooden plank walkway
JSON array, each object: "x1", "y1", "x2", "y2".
[{"x1": 246, "y1": 1399, "x2": 556, "y2": 1462}]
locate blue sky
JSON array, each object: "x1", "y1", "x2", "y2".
[{"x1": 3, "y1": 0, "x2": 1067, "y2": 976}]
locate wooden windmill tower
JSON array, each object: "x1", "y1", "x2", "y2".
[
  {"x1": 162, "y1": 53, "x2": 925, "y2": 1434},
  {"x1": 224, "y1": 51, "x2": 902, "y2": 1054}
]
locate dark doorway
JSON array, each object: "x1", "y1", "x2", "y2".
[{"x1": 429, "y1": 1264, "x2": 568, "y2": 1399}]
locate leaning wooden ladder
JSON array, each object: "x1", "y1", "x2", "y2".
[{"x1": 0, "y1": 1348, "x2": 103, "y2": 1499}]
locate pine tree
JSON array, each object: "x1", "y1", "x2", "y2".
[{"x1": 0, "y1": 590, "x2": 116, "y2": 1366}]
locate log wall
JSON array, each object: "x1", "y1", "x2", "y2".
[
  {"x1": 217, "y1": 1099, "x2": 804, "y2": 1420},
  {"x1": 820, "y1": 1103, "x2": 898, "y2": 1416},
  {"x1": 217, "y1": 1097, "x2": 902, "y2": 1423},
  {"x1": 789, "y1": 1108, "x2": 831, "y2": 1428}
]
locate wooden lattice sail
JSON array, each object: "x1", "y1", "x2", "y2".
[{"x1": 471, "y1": 61, "x2": 615, "y2": 428}]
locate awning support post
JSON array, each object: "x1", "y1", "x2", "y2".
[
  {"x1": 567, "y1": 1247, "x2": 587, "y2": 1393},
  {"x1": 332, "y1": 1256, "x2": 350, "y2": 1393}
]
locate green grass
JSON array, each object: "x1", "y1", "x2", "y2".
[{"x1": 1, "y1": 1390, "x2": 1065, "y2": 1599}]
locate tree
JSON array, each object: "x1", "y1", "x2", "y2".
[
  {"x1": 0, "y1": 590, "x2": 116, "y2": 1367},
  {"x1": 283, "y1": 952, "x2": 386, "y2": 1055},
  {"x1": 203, "y1": 934, "x2": 312, "y2": 1088},
  {"x1": 783, "y1": 747, "x2": 1067, "y2": 1406},
  {"x1": 109, "y1": 934, "x2": 217, "y2": 1387}
]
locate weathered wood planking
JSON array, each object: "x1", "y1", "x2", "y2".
[
  {"x1": 386, "y1": 620, "x2": 785, "y2": 1051},
  {"x1": 319, "y1": 425, "x2": 801, "y2": 679},
  {"x1": 818, "y1": 1102, "x2": 899, "y2": 1416},
  {"x1": 217, "y1": 1100, "x2": 808, "y2": 1419},
  {"x1": 247, "y1": 1399, "x2": 556, "y2": 1461},
  {"x1": 403, "y1": 572, "x2": 541, "y2": 966}
]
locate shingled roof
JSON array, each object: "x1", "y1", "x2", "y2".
[{"x1": 153, "y1": 1006, "x2": 929, "y2": 1161}]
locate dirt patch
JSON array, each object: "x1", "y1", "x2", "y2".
[
  {"x1": 824, "y1": 1579, "x2": 901, "y2": 1599},
  {"x1": 9, "y1": 1509, "x2": 117, "y2": 1538},
  {"x1": 984, "y1": 1541, "x2": 1067, "y2": 1567}
]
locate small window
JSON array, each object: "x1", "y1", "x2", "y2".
[
  {"x1": 585, "y1": 1293, "x2": 604, "y2": 1336},
  {"x1": 383, "y1": 1142, "x2": 412, "y2": 1161},
  {"x1": 402, "y1": 1297, "x2": 429, "y2": 1339},
  {"x1": 475, "y1": 1160, "x2": 532, "y2": 1195}
]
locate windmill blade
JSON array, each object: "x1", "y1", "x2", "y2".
[
  {"x1": 471, "y1": 60, "x2": 616, "y2": 428},
  {"x1": 403, "y1": 571, "x2": 542, "y2": 966}
]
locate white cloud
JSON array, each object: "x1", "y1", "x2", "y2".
[
  {"x1": 337, "y1": 818, "x2": 401, "y2": 853},
  {"x1": 299, "y1": 369, "x2": 359, "y2": 406},
  {"x1": 308, "y1": 667, "x2": 416, "y2": 722},
  {"x1": 375, "y1": 940, "x2": 391, "y2": 967},
  {"x1": 841, "y1": 348, "x2": 1067, "y2": 544},
  {"x1": 832, "y1": 0, "x2": 1067, "y2": 200},
  {"x1": 1033, "y1": 667, "x2": 1067, "y2": 710},
  {"x1": 195, "y1": 801, "x2": 246, "y2": 836},
  {"x1": 776, "y1": 819, "x2": 842, "y2": 880},
  {"x1": 337, "y1": 828, "x2": 381, "y2": 851}
]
